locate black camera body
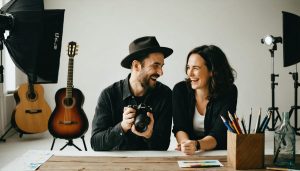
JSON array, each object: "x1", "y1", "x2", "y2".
[{"x1": 128, "y1": 103, "x2": 152, "y2": 133}]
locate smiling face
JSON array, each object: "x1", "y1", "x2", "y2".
[
  {"x1": 137, "y1": 52, "x2": 165, "y2": 89},
  {"x1": 186, "y1": 53, "x2": 212, "y2": 90}
]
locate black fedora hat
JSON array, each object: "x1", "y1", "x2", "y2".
[{"x1": 121, "y1": 36, "x2": 173, "y2": 69}]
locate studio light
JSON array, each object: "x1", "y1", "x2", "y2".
[
  {"x1": 0, "y1": 0, "x2": 65, "y2": 83},
  {"x1": 260, "y1": 34, "x2": 283, "y2": 131},
  {"x1": 0, "y1": 14, "x2": 13, "y2": 31},
  {"x1": 261, "y1": 35, "x2": 282, "y2": 46}
]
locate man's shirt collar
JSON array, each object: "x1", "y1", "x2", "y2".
[{"x1": 122, "y1": 74, "x2": 132, "y2": 100}]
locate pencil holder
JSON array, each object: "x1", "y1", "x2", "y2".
[{"x1": 227, "y1": 131, "x2": 265, "y2": 170}]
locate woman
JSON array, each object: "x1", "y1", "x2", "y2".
[{"x1": 172, "y1": 45, "x2": 237, "y2": 155}]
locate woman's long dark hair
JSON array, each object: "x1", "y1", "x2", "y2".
[{"x1": 185, "y1": 45, "x2": 236, "y2": 99}]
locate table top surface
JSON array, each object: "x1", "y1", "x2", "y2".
[
  {"x1": 38, "y1": 151, "x2": 300, "y2": 171},
  {"x1": 2, "y1": 150, "x2": 299, "y2": 171},
  {"x1": 38, "y1": 154, "x2": 300, "y2": 171}
]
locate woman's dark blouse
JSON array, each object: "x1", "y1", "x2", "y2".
[{"x1": 172, "y1": 81, "x2": 238, "y2": 150}]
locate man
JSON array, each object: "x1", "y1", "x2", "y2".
[{"x1": 91, "y1": 36, "x2": 173, "y2": 151}]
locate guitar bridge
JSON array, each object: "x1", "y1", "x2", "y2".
[
  {"x1": 25, "y1": 109, "x2": 42, "y2": 114},
  {"x1": 58, "y1": 121, "x2": 78, "y2": 125}
]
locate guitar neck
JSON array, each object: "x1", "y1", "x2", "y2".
[
  {"x1": 66, "y1": 57, "x2": 74, "y2": 98},
  {"x1": 28, "y1": 83, "x2": 34, "y2": 95}
]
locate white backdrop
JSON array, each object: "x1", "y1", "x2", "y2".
[{"x1": 14, "y1": 0, "x2": 300, "y2": 146}]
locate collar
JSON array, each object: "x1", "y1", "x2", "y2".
[
  {"x1": 122, "y1": 74, "x2": 132, "y2": 101},
  {"x1": 122, "y1": 74, "x2": 159, "y2": 101}
]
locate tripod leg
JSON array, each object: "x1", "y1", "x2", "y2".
[
  {"x1": 294, "y1": 106, "x2": 300, "y2": 136},
  {"x1": 60, "y1": 141, "x2": 69, "y2": 151},
  {"x1": 50, "y1": 138, "x2": 56, "y2": 150},
  {"x1": 274, "y1": 109, "x2": 282, "y2": 125},
  {"x1": 0, "y1": 126, "x2": 13, "y2": 142},
  {"x1": 267, "y1": 107, "x2": 282, "y2": 131},
  {"x1": 71, "y1": 142, "x2": 82, "y2": 151},
  {"x1": 267, "y1": 109, "x2": 276, "y2": 131},
  {"x1": 60, "y1": 139, "x2": 82, "y2": 151},
  {"x1": 289, "y1": 107, "x2": 300, "y2": 136},
  {"x1": 81, "y1": 136, "x2": 87, "y2": 151},
  {"x1": 289, "y1": 108, "x2": 294, "y2": 118}
]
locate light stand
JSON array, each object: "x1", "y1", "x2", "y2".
[
  {"x1": 0, "y1": 35, "x2": 3, "y2": 84},
  {"x1": 0, "y1": 31, "x2": 15, "y2": 142},
  {"x1": 0, "y1": 32, "x2": 8, "y2": 142},
  {"x1": 267, "y1": 43, "x2": 282, "y2": 131},
  {"x1": 288, "y1": 65, "x2": 300, "y2": 136}
]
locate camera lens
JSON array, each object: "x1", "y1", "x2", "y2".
[
  {"x1": 134, "y1": 103, "x2": 151, "y2": 133},
  {"x1": 134, "y1": 114, "x2": 150, "y2": 132}
]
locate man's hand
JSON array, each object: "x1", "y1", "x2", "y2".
[
  {"x1": 121, "y1": 106, "x2": 136, "y2": 132},
  {"x1": 131, "y1": 112, "x2": 154, "y2": 139}
]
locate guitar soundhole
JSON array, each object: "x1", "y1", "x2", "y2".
[
  {"x1": 63, "y1": 98, "x2": 73, "y2": 107},
  {"x1": 27, "y1": 92, "x2": 37, "y2": 101}
]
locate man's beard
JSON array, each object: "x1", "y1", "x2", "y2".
[{"x1": 139, "y1": 74, "x2": 158, "y2": 91}]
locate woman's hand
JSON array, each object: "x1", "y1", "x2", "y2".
[
  {"x1": 175, "y1": 143, "x2": 181, "y2": 151},
  {"x1": 179, "y1": 140, "x2": 197, "y2": 155}
]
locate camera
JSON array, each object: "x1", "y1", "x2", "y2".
[{"x1": 128, "y1": 103, "x2": 152, "y2": 133}]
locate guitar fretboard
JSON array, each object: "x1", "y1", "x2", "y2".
[{"x1": 66, "y1": 57, "x2": 74, "y2": 98}]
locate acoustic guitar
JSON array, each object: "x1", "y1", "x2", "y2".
[
  {"x1": 12, "y1": 83, "x2": 51, "y2": 134},
  {"x1": 48, "y1": 41, "x2": 89, "y2": 140}
]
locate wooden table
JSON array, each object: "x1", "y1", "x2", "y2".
[{"x1": 38, "y1": 154, "x2": 300, "y2": 171}]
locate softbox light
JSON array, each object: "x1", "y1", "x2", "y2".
[
  {"x1": 283, "y1": 11, "x2": 300, "y2": 67},
  {"x1": 1, "y1": 0, "x2": 43, "y2": 12},
  {"x1": 0, "y1": 0, "x2": 64, "y2": 83}
]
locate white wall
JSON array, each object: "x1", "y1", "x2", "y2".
[{"x1": 41, "y1": 0, "x2": 300, "y2": 144}]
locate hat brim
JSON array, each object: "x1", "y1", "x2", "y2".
[{"x1": 121, "y1": 47, "x2": 173, "y2": 69}]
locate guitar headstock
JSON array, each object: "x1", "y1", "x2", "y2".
[{"x1": 67, "y1": 41, "x2": 78, "y2": 58}]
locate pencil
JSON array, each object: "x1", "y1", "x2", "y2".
[
  {"x1": 248, "y1": 108, "x2": 252, "y2": 134},
  {"x1": 260, "y1": 111, "x2": 271, "y2": 133},
  {"x1": 220, "y1": 115, "x2": 234, "y2": 132},
  {"x1": 228, "y1": 121, "x2": 236, "y2": 133},
  {"x1": 259, "y1": 111, "x2": 268, "y2": 132},
  {"x1": 241, "y1": 117, "x2": 247, "y2": 134},
  {"x1": 228, "y1": 111, "x2": 240, "y2": 134},
  {"x1": 233, "y1": 113, "x2": 243, "y2": 134},
  {"x1": 254, "y1": 108, "x2": 262, "y2": 133}
]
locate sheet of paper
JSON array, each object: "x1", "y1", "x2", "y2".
[
  {"x1": 1, "y1": 150, "x2": 53, "y2": 171},
  {"x1": 178, "y1": 160, "x2": 223, "y2": 168}
]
